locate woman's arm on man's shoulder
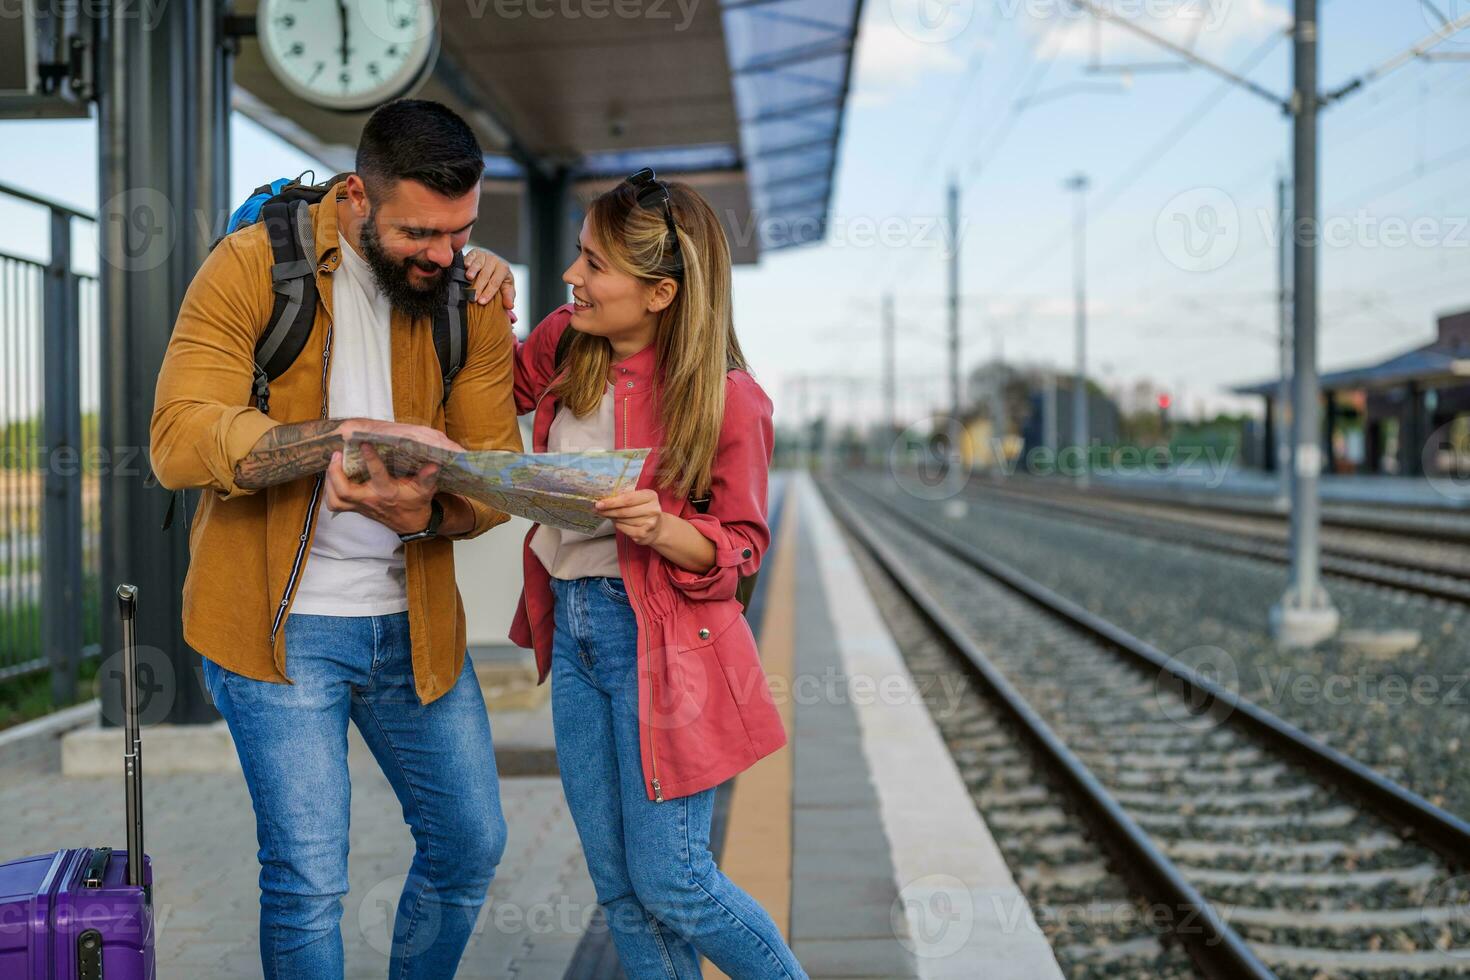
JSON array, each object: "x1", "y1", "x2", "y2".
[{"x1": 462, "y1": 245, "x2": 572, "y2": 414}]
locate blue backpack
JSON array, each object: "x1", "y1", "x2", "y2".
[
  {"x1": 221, "y1": 171, "x2": 471, "y2": 414},
  {"x1": 159, "y1": 173, "x2": 474, "y2": 533}
]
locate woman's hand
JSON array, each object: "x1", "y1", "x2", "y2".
[
  {"x1": 463, "y1": 247, "x2": 517, "y2": 321},
  {"x1": 597, "y1": 489, "x2": 718, "y2": 574},
  {"x1": 595, "y1": 488, "x2": 665, "y2": 546}
]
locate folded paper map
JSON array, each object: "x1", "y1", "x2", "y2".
[{"x1": 334, "y1": 433, "x2": 649, "y2": 534}]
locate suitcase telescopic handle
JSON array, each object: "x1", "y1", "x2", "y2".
[
  {"x1": 116, "y1": 584, "x2": 145, "y2": 890},
  {"x1": 116, "y1": 584, "x2": 136, "y2": 622}
]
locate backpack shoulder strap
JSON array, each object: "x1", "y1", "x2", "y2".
[
  {"x1": 165, "y1": 193, "x2": 322, "y2": 532},
  {"x1": 433, "y1": 252, "x2": 471, "y2": 404},
  {"x1": 251, "y1": 197, "x2": 319, "y2": 415}
]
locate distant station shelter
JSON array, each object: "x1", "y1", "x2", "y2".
[{"x1": 1235, "y1": 309, "x2": 1470, "y2": 477}]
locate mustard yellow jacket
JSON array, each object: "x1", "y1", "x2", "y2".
[{"x1": 150, "y1": 180, "x2": 521, "y2": 704}]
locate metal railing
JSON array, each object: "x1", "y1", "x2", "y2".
[{"x1": 0, "y1": 181, "x2": 102, "y2": 699}]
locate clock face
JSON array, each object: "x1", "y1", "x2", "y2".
[{"x1": 257, "y1": 0, "x2": 439, "y2": 112}]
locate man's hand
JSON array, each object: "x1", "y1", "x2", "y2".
[
  {"x1": 594, "y1": 489, "x2": 665, "y2": 547},
  {"x1": 234, "y1": 417, "x2": 465, "y2": 492},
  {"x1": 463, "y1": 248, "x2": 517, "y2": 321},
  {"x1": 339, "y1": 418, "x2": 464, "y2": 455},
  {"x1": 326, "y1": 442, "x2": 443, "y2": 535}
]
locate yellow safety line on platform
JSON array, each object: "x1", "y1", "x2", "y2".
[{"x1": 704, "y1": 482, "x2": 799, "y2": 979}]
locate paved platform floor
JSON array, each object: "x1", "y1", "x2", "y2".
[
  {"x1": 1, "y1": 470, "x2": 1061, "y2": 978},
  {"x1": 0, "y1": 705, "x2": 597, "y2": 979}
]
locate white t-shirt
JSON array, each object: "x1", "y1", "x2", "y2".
[
  {"x1": 290, "y1": 236, "x2": 409, "y2": 617},
  {"x1": 529, "y1": 384, "x2": 622, "y2": 580}
]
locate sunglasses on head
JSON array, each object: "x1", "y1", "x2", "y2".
[{"x1": 623, "y1": 167, "x2": 683, "y2": 275}]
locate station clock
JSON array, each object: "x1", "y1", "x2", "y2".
[{"x1": 256, "y1": 0, "x2": 440, "y2": 112}]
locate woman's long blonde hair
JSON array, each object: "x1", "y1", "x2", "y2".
[{"x1": 554, "y1": 178, "x2": 747, "y2": 500}]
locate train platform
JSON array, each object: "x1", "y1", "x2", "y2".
[{"x1": 0, "y1": 471, "x2": 1060, "y2": 979}]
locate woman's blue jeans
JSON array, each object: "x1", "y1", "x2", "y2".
[
  {"x1": 549, "y1": 575, "x2": 808, "y2": 980},
  {"x1": 202, "y1": 611, "x2": 507, "y2": 980}
]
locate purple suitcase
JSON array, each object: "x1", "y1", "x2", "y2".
[{"x1": 0, "y1": 585, "x2": 156, "y2": 980}]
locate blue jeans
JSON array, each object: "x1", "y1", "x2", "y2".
[
  {"x1": 202, "y1": 611, "x2": 507, "y2": 980},
  {"x1": 549, "y1": 576, "x2": 807, "y2": 980}
]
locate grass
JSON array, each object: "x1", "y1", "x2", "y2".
[
  {"x1": 0, "y1": 658, "x2": 99, "y2": 731},
  {"x1": 0, "y1": 575, "x2": 103, "y2": 731}
]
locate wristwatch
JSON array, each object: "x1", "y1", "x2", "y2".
[{"x1": 398, "y1": 498, "x2": 444, "y2": 543}]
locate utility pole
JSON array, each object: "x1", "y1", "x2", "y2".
[
  {"x1": 796, "y1": 375, "x2": 811, "y2": 470},
  {"x1": 1061, "y1": 0, "x2": 1470, "y2": 649},
  {"x1": 883, "y1": 292, "x2": 896, "y2": 437},
  {"x1": 1274, "y1": 0, "x2": 1339, "y2": 645},
  {"x1": 946, "y1": 179, "x2": 962, "y2": 422},
  {"x1": 1275, "y1": 170, "x2": 1292, "y2": 506},
  {"x1": 1045, "y1": 370, "x2": 1059, "y2": 457},
  {"x1": 1066, "y1": 173, "x2": 1090, "y2": 483},
  {"x1": 990, "y1": 323, "x2": 1007, "y2": 470}
]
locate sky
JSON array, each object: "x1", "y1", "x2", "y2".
[{"x1": 0, "y1": 0, "x2": 1466, "y2": 431}]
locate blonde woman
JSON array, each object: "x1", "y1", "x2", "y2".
[{"x1": 466, "y1": 170, "x2": 805, "y2": 979}]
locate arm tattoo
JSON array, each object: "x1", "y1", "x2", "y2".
[{"x1": 234, "y1": 418, "x2": 347, "y2": 489}]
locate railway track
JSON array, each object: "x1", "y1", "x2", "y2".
[
  {"x1": 962, "y1": 477, "x2": 1470, "y2": 607},
  {"x1": 1054, "y1": 480, "x2": 1470, "y2": 546},
  {"x1": 823, "y1": 476, "x2": 1470, "y2": 979}
]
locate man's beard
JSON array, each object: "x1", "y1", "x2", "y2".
[{"x1": 359, "y1": 209, "x2": 450, "y2": 320}]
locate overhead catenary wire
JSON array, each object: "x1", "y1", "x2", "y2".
[
  {"x1": 1323, "y1": 6, "x2": 1470, "y2": 102},
  {"x1": 986, "y1": 28, "x2": 1290, "y2": 294},
  {"x1": 875, "y1": 18, "x2": 1068, "y2": 291}
]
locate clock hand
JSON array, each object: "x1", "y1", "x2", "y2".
[{"x1": 336, "y1": 0, "x2": 350, "y2": 67}]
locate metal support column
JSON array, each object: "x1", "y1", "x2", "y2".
[
  {"x1": 1272, "y1": 0, "x2": 1339, "y2": 646},
  {"x1": 1262, "y1": 396, "x2": 1275, "y2": 473},
  {"x1": 1066, "y1": 174, "x2": 1090, "y2": 483},
  {"x1": 1403, "y1": 382, "x2": 1424, "y2": 477},
  {"x1": 1275, "y1": 172, "x2": 1291, "y2": 502},
  {"x1": 525, "y1": 166, "x2": 572, "y2": 323},
  {"x1": 945, "y1": 180, "x2": 961, "y2": 423},
  {"x1": 42, "y1": 210, "x2": 82, "y2": 706},
  {"x1": 990, "y1": 325, "x2": 1006, "y2": 470},
  {"x1": 882, "y1": 292, "x2": 895, "y2": 438},
  {"x1": 1044, "y1": 371, "x2": 1059, "y2": 456},
  {"x1": 1323, "y1": 391, "x2": 1338, "y2": 472},
  {"x1": 98, "y1": 0, "x2": 234, "y2": 725}
]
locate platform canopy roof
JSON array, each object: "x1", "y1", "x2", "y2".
[
  {"x1": 1233, "y1": 311, "x2": 1470, "y2": 397},
  {"x1": 231, "y1": 0, "x2": 864, "y2": 266}
]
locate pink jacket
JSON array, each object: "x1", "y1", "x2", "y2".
[{"x1": 507, "y1": 305, "x2": 787, "y2": 801}]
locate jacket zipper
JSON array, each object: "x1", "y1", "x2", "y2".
[
  {"x1": 268, "y1": 288, "x2": 336, "y2": 647},
  {"x1": 623, "y1": 391, "x2": 663, "y2": 802}
]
